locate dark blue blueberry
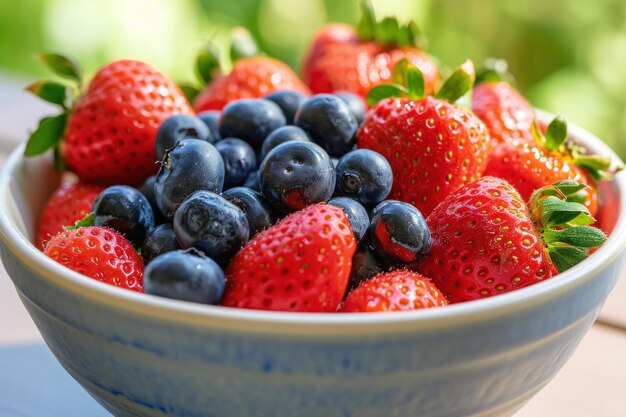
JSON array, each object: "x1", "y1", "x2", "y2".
[
  {"x1": 141, "y1": 223, "x2": 181, "y2": 265},
  {"x1": 347, "y1": 244, "x2": 387, "y2": 294},
  {"x1": 92, "y1": 185, "x2": 154, "y2": 246},
  {"x1": 215, "y1": 138, "x2": 257, "y2": 189},
  {"x1": 173, "y1": 191, "x2": 249, "y2": 265},
  {"x1": 243, "y1": 170, "x2": 261, "y2": 192},
  {"x1": 264, "y1": 90, "x2": 308, "y2": 124},
  {"x1": 369, "y1": 199, "x2": 401, "y2": 220},
  {"x1": 335, "y1": 149, "x2": 393, "y2": 205},
  {"x1": 260, "y1": 125, "x2": 311, "y2": 162},
  {"x1": 369, "y1": 201, "x2": 431, "y2": 267},
  {"x1": 260, "y1": 141, "x2": 334, "y2": 213},
  {"x1": 137, "y1": 175, "x2": 168, "y2": 225},
  {"x1": 155, "y1": 114, "x2": 213, "y2": 161},
  {"x1": 294, "y1": 94, "x2": 357, "y2": 157},
  {"x1": 197, "y1": 111, "x2": 222, "y2": 142},
  {"x1": 219, "y1": 99, "x2": 286, "y2": 149},
  {"x1": 155, "y1": 139, "x2": 225, "y2": 219},
  {"x1": 222, "y1": 187, "x2": 276, "y2": 236},
  {"x1": 328, "y1": 197, "x2": 369, "y2": 243},
  {"x1": 334, "y1": 91, "x2": 366, "y2": 125},
  {"x1": 143, "y1": 249, "x2": 225, "y2": 304}
]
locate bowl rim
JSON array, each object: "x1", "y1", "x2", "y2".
[{"x1": 1, "y1": 110, "x2": 626, "y2": 336}]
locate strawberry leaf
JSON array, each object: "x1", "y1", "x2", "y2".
[
  {"x1": 392, "y1": 59, "x2": 409, "y2": 86},
  {"x1": 436, "y1": 60, "x2": 475, "y2": 103},
  {"x1": 35, "y1": 53, "x2": 82, "y2": 83},
  {"x1": 544, "y1": 226, "x2": 607, "y2": 248},
  {"x1": 406, "y1": 66, "x2": 425, "y2": 99},
  {"x1": 475, "y1": 58, "x2": 513, "y2": 85},
  {"x1": 24, "y1": 113, "x2": 68, "y2": 156},
  {"x1": 545, "y1": 115, "x2": 567, "y2": 151},
  {"x1": 230, "y1": 27, "x2": 259, "y2": 62},
  {"x1": 356, "y1": 0, "x2": 376, "y2": 40},
  {"x1": 366, "y1": 84, "x2": 408, "y2": 106},
  {"x1": 25, "y1": 80, "x2": 69, "y2": 108},
  {"x1": 355, "y1": 1, "x2": 426, "y2": 48},
  {"x1": 196, "y1": 43, "x2": 221, "y2": 86},
  {"x1": 178, "y1": 83, "x2": 200, "y2": 104},
  {"x1": 53, "y1": 145, "x2": 66, "y2": 172},
  {"x1": 548, "y1": 245, "x2": 588, "y2": 272},
  {"x1": 65, "y1": 212, "x2": 95, "y2": 231}
]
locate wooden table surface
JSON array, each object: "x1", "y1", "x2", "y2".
[{"x1": 1, "y1": 75, "x2": 626, "y2": 416}]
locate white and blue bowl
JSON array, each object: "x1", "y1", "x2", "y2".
[{"x1": 1, "y1": 114, "x2": 625, "y2": 417}]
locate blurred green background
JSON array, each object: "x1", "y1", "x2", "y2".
[{"x1": 1, "y1": 0, "x2": 625, "y2": 157}]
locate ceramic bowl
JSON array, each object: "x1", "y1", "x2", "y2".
[{"x1": 1, "y1": 113, "x2": 625, "y2": 417}]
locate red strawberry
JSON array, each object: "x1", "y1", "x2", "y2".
[
  {"x1": 36, "y1": 182, "x2": 104, "y2": 250},
  {"x1": 357, "y1": 60, "x2": 491, "y2": 216},
  {"x1": 340, "y1": 270, "x2": 447, "y2": 313},
  {"x1": 301, "y1": 4, "x2": 439, "y2": 100},
  {"x1": 194, "y1": 56, "x2": 311, "y2": 112},
  {"x1": 25, "y1": 54, "x2": 193, "y2": 185},
  {"x1": 472, "y1": 81, "x2": 534, "y2": 144},
  {"x1": 44, "y1": 226, "x2": 144, "y2": 292},
  {"x1": 416, "y1": 177, "x2": 606, "y2": 303},
  {"x1": 221, "y1": 204, "x2": 356, "y2": 312}
]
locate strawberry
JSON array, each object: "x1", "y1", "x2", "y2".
[
  {"x1": 44, "y1": 225, "x2": 144, "y2": 292},
  {"x1": 36, "y1": 181, "x2": 104, "y2": 250},
  {"x1": 483, "y1": 116, "x2": 617, "y2": 217},
  {"x1": 25, "y1": 54, "x2": 193, "y2": 185},
  {"x1": 357, "y1": 60, "x2": 491, "y2": 216},
  {"x1": 221, "y1": 204, "x2": 356, "y2": 312},
  {"x1": 416, "y1": 177, "x2": 606, "y2": 303},
  {"x1": 340, "y1": 270, "x2": 447, "y2": 313},
  {"x1": 301, "y1": 3, "x2": 439, "y2": 100}
]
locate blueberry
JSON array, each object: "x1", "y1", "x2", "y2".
[
  {"x1": 335, "y1": 149, "x2": 393, "y2": 205},
  {"x1": 155, "y1": 139, "x2": 225, "y2": 219},
  {"x1": 347, "y1": 244, "x2": 387, "y2": 294},
  {"x1": 92, "y1": 185, "x2": 154, "y2": 246},
  {"x1": 264, "y1": 90, "x2": 308, "y2": 124},
  {"x1": 155, "y1": 114, "x2": 213, "y2": 161},
  {"x1": 222, "y1": 187, "x2": 276, "y2": 237},
  {"x1": 137, "y1": 175, "x2": 168, "y2": 225},
  {"x1": 143, "y1": 249, "x2": 225, "y2": 304},
  {"x1": 370, "y1": 201, "x2": 431, "y2": 267},
  {"x1": 141, "y1": 223, "x2": 181, "y2": 265},
  {"x1": 198, "y1": 111, "x2": 222, "y2": 142},
  {"x1": 243, "y1": 170, "x2": 261, "y2": 192},
  {"x1": 328, "y1": 197, "x2": 369, "y2": 243},
  {"x1": 369, "y1": 199, "x2": 402, "y2": 220},
  {"x1": 294, "y1": 94, "x2": 357, "y2": 157},
  {"x1": 174, "y1": 191, "x2": 249, "y2": 265},
  {"x1": 260, "y1": 141, "x2": 335, "y2": 212},
  {"x1": 260, "y1": 126, "x2": 311, "y2": 162},
  {"x1": 334, "y1": 91, "x2": 366, "y2": 125},
  {"x1": 215, "y1": 138, "x2": 257, "y2": 189},
  {"x1": 331, "y1": 158, "x2": 339, "y2": 169},
  {"x1": 219, "y1": 99, "x2": 286, "y2": 149}
]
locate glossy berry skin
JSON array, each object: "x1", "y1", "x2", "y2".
[
  {"x1": 173, "y1": 191, "x2": 249, "y2": 266},
  {"x1": 219, "y1": 99, "x2": 286, "y2": 150},
  {"x1": 197, "y1": 111, "x2": 222, "y2": 142},
  {"x1": 143, "y1": 249, "x2": 225, "y2": 304},
  {"x1": 65, "y1": 60, "x2": 193, "y2": 185},
  {"x1": 194, "y1": 56, "x2": 311, "y2": 112},
  {"x1": 370, "y1": 201, "x2": 431, "y2": 267},
  {"x1": 155, "y1": 139, "x2": 225, "y2": 219},
  {"x1": 416, "y1": 176, "x2": 555, "y2": 304},
  {"x1": 260, "y1": 126, "x2": 311, "y2": 162},
  {"x1": 137, "y1": 175, "x2": 167, "y2": 225},
  {"x1": 334, "y1": 149, "x2": 392, "y2": 205},
  {"x1": 340, "y1": 270, "x2": 447, "y2": 313},
  {"x1": 328, "y1": 197, "x2": 369, "y2": 243},
  {"x1": 36, "y1": 182, "x2": 104, "y2": 250},
  {"x1": 260, "y1": 141, "x2": 335, "y2": 213},
  {"x1": 264, "y1": 90, "x2": 308, "y2": 124},
  {"x1": 368, "y1": 199, "x2": 401, "y2": 220},
  {"x1": 472, "y1": 81, "x2": 534, "y2": 144},
  {"x1": 221, "y1": 204, "x2": 356, "y2": 312},
  {"x1": 357, "y1": 97, "x2": 491, "y2": 216},
  {"x1": 141, "y1": 223, "x2": 181, "y2": 265},
  {"x1": 295, "y1": 94, "x2": 358, "y2": 157},
  {"x1": 44, "y1": 226, "x2": 144, "y2": 292},
  {"x1": 215, "y1": 138, "x2": 257, "y2": 189},
  {"x1": 155, "y1": 114, "x2": 213, "y2": 161},
  {"x1": 222, "y1": 187, "x2": 276, "y2": 237},
  {"x1": 347, "y1": 244, "x2": 387, "y2": 293},
  {"x1": 92, "y1": 185, "x2": 155, "y2": 246},
  {"x1": 334, "y1": 91, "x2": 366, "y2": 125}
]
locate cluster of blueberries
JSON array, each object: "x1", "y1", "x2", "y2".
[{"x1": 91, "y1": 91, "x2": 431, "y2": 306}]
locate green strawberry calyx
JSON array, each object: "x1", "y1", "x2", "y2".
[
  {"x1": 529, "y1": 180, "x2": 607, "y2": 272},
  {"x1": 366, "y1": 59, "x2": 475, "y2": 106},
  {"x1": 64, "y1": 212, "x2": 95, "y2": 231},
  {"x1": 474, "y1": 57, "x2": 516, "y2": 86},
  {"x1": 24, "y1": 52, "x2": 83, "y2": 171},
  {"x1": 356, "y1": 1, "x2": 426, "y2": 49}
]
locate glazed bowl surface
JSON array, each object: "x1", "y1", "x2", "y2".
[{"x1": 0, "y1": 112, "x2": 625, "y2": 417}]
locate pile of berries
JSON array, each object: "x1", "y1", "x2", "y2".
[{"x1": 29, "y1": 4, "x2": 616, "y2": 313}]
